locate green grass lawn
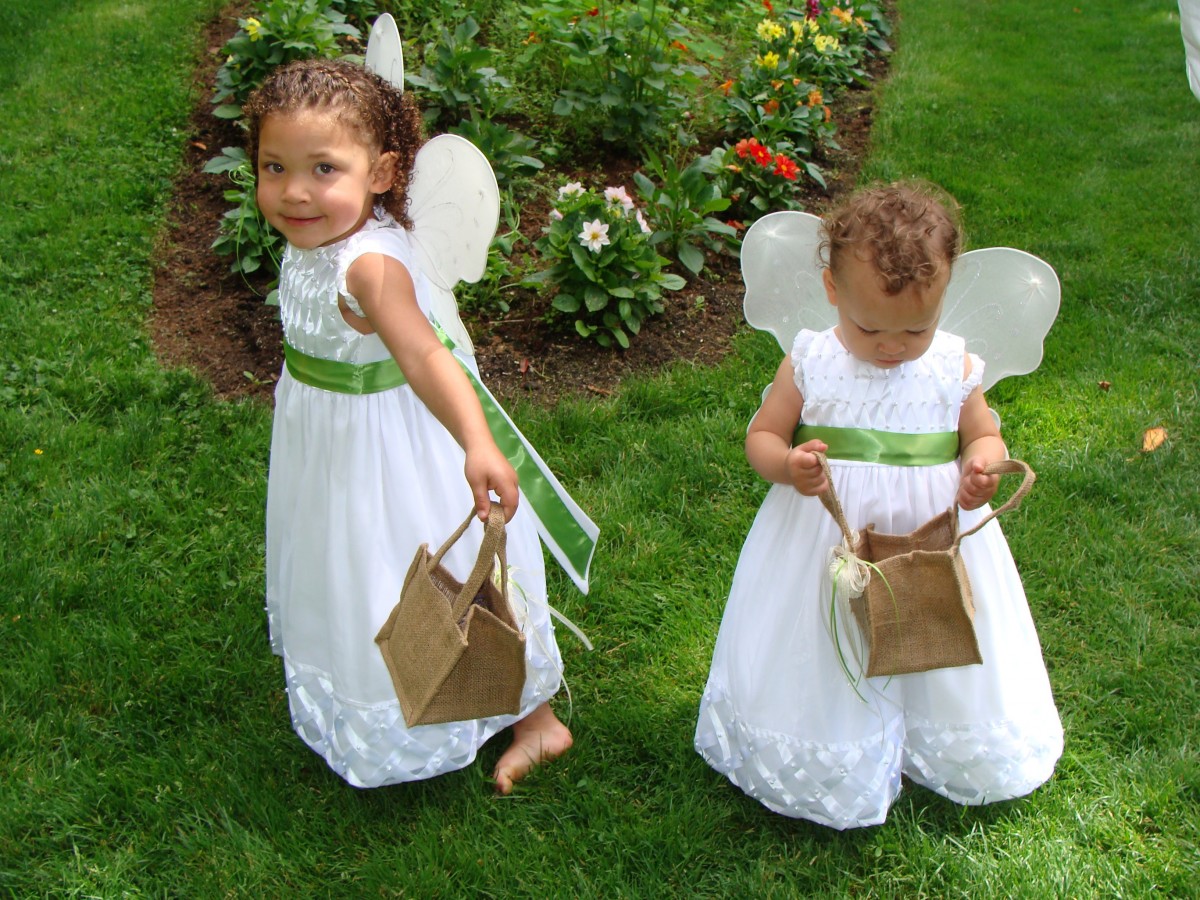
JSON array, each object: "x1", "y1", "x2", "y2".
[{"x1": 2, "y1": 0, "x2": 1197, "y2": 895}]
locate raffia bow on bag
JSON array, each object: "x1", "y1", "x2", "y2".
[
  {"x1": 375, "y1": 503, "x2": 526, "y2": 726},
  {"x1": 817, "y1": 453, "x2": 1036, "y2": 678}
]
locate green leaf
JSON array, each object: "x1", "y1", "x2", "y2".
[{"x1": 678, "y1": 243, "x2": 705, "y2": 275}]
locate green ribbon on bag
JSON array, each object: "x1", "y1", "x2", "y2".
[
  {"x1": 794, "y1": 424, "x2": 959, "y2": 466},
  {"x1": 282, "y1": 335, "x2": 598, "y2": 593}
]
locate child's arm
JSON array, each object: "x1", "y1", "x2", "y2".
[
  {"x1": 957, "y1": 356, "x2": 1007, "y2": 510},
  {"x1": 346, "y1": 252, "x2": 519, "y2": 522},
  {"x1": 745, "y1": 355, "x2": 829, "y2": 496}
]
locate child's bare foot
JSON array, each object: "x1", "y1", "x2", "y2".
[{"x1": 492, "y1": 702, "x2": 572, "y2": 795}]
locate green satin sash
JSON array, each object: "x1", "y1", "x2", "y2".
[
  {"x1": 794, "y1": 424, "x2": 958, "y2": 466},
  {"x1": 282, "y1": 337, "x2": 597, "y2": 592}
]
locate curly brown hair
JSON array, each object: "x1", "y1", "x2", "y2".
[
  {"x1": 820, "y1": 181, "x2": 963, "y2": 295},
  {"x1": 243, "y1": 57, "x2": 424, "y2": 228}
]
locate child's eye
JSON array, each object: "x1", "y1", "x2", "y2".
[
  {"x1": 859, "y1": 326, "x2": 879, "y2": 335},
  {"x1": 263, "y1": 162, "x2": 284, "y2": 175},
  {"x1": 906, "y1": 328, "x2": 929, "y2": 335},
  {"x1": 316, "y1": 163, "x2": 336, "y2": 175}
]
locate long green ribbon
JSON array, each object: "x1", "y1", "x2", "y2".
[
  {"x1": 794, "y1": 424, "x2": 958, "y2": 466},
  {"x1": 283, "y1": 338, "x2": 598, "y2": 593}
]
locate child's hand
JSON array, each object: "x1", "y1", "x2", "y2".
[
  {"x1": 465, "y1": 445, "x2": 520, "y2": 523},
  {"x1": 957, "y1": 457, "x2": 999, "y2": 510},
  {"x1": 785, "y1": 439, "x2": 829, "y2": 496}
]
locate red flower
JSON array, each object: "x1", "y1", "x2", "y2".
[
  {"x1": 763, "y1": 98, "x2": 780, "y2": 115},
  {"x1": 772, "y1": 153, "x2": 800, "y2": 181},
  {"x1": 587, "y1": 6, "x2": 600, "y2": 15},
  {"x1": 763, "y1": 0, "x2": 775, "y2": 12},
  {"x1": 671, "y1": 39, "x2": 689, "y2": 52},
  {"x1": 750, "y1": 142, "x2": 773, "y2": 167}
]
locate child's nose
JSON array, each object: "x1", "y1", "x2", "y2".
[
  {"x1": 878, "y1": 337, "x2": 903, "y2": 354},
  {"x1": 281, "y1": 176, "x2": 308, "y2": 201}
]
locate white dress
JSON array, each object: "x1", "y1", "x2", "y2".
[
  {"x1": 695, "y1": 328, "x2": 1063, "y2": 828},
  {"x1": 265, "y1": 216, "x2": 562, "y2": 788}
]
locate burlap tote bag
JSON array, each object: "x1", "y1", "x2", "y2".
[
  {"x1": 817, "y1": 454, "x2": 1035, "y2": 677},
  {"x1": 375, "y1": 503, "x2": 526, "y2": 726}
]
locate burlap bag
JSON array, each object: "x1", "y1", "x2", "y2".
[
  {"x1": 375, "y1": 503, "x2": 526, "y2": 726},
  {"x1": 818, "y1": 454, "x2": 1035, "y2": 677}
]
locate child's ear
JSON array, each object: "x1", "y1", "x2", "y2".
[
  {"x1": 822, "y1": 268, "x2": 838, "y2": 307},
  {"x1": 371, "y1": 151, "x2": 399, "y2": 193}
]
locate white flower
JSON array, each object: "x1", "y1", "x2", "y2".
[
  {"x1": 550, "y1": 209, "x2": 563, "y2": 221},
  {"x1": 604, "y1": 185, "x2": 634, "y2": 211},
  {"x1": 578, "y1": 219, "x2": 611, "y2": 253},
  {"x1": 558, "y1": 181, "x2": 585, "y2": 199},
  {"x1": 636, "y1": 209, "x2": 651, "y2": 234}
]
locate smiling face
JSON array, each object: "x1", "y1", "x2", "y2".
[
  {"x1": 255, "y1": 111, "x2": 394, "y2": 249},
  {"x1": 824, "y1": 251, "x2": 948, "y2": 368}
]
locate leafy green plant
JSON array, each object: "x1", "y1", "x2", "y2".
[
  {"x1": 524, "y1": 0, "x2": 708, "y2": 149},
  {"x1": 724, "y1": 77, "x2": 837, "y2": 161},
  {"x1": 405, "y1": 16, "x2": 514, "y2": 129},
  {"x1": 632, "y1": 150, "x2": 736, "y2": 276},
  {"x1": 523, "y1": 182, "x2": 685, "y2": 347},
  {"x1": 202, "y1": 147, "x2": 283, "y2": 280},
  {"x1": 711, "y1": 137, "x2": 808, "y2": 222},
  {"x1": 449, "y1": 115, "x2": 544, "y2": 187},
  {"x1": 211, "y1": 0, "x2": 360, "y2": 120}
]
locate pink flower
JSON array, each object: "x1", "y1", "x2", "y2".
[{"x1": 604, "y1": 185, "x2": 635, "y2": 211}]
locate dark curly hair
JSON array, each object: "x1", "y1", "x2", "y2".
[
  {"x1": 243, "y1": 57, "x2": 424, "y2": 228},
  {"x1": 820, "y1": 181, "x2": 963, "y2": 295}
]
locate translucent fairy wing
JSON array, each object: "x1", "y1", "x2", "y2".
[
  {"x1": 407, "y1": 134, "x2": 500, "y2": 354},
  {"x1": 364, "y1": 13, "x2": 404, "y2": 91},
  {"x1": 741, "y1": 211, "x2": 834, "y2": 354},
  {"x1": 939, "y1": 248, "x2": 1061, "y2": 391}
]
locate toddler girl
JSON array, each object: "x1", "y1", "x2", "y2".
[
  {"x1": 248, "y1": 58, "x2": 571, "y2": 794},
  {"x1": 694, "y1": 182, "x2": 1063, "y2": 828}
]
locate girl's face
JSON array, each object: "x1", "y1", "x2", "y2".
[
  {"x1": 255, "y1": 111, "x2": 394, "y2": 249},
  {"x1": 823, "y1": 251, "x2": 948, "y2": 368}
]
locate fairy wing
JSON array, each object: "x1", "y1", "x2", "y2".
[
  {"x1": 741, "y1": 210, "x2": 1060, "y2": 391},
  {"x1": 939, "y1": 248, "x2": 1060, "y2": 391},
  {"x1": 364, "y1": 14, "x2": 498, "y2": 354},
  {"x1": 406, "y1": 134, "x2": 500, "y2": 354},
  {"x1": 742, "y1": 211, "x2": 834, "y2": 354},
  {"x1": 364, "y1": 13, "x2": 404, "y2": 91}
]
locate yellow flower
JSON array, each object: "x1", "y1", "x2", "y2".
[
  {"x1": 756, "y1": 19, "x2": 785, "y2": 42},
  {"x1": 791, "y1": 21, "x2": 805, "y2": 42},
  {"x1": 756, "y1": 51, "x2": 781, "y2": 69},
  {"x1": 813, "y1": 34, "x2": 840, "y2": 54},
  {"x1": 34, "y1": 448, "x2": 43, "y2": 455},
  {"x1": 832, "y1": 7, "x2": 853, "y2": 24},
  {"x1": 245, "y1": 17, "x2": 262, "y2": 41}
]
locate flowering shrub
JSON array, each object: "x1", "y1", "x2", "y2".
[
  {"x1": 712, "y1": 138, "x2": 807, "y2": 221},
  {"x1": 523, "y1": 0, "x2": 708, "y2": 149},
  {"x1": 523, "y1": 182, "x2": 685, "y2": 348}
]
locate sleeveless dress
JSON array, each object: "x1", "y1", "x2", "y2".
[
  {"x1": 264, "y1": 216, "x2": 562, "y2": 788},
  {"x1": 694, "y1": 328, "x2": 1063, "y2": 828}
]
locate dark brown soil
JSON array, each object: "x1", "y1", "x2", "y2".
[{"x1": 149, "y1": 12, "x2": 886, "y2": 407}]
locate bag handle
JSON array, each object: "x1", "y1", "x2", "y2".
[
  {"x1": 954, "y1": 458, "x2": 1035, "y2": 545},
  {"x1": 428, "y1": 503, "x2": 509, "y2": 619},
  {"x1": 814, "y1": 452, "x2": 1035, "y2": 546},
  {"x1": 815, "y1": 452, "x2": 856, "y2": 546}
]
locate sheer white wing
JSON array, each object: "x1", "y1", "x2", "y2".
[
  {"x1": 940, "y1": 248, "x2": 1060, "y2": 391},
  {"x1": 740, "y1": 211, "x2": 1060, "y2": 392},
  {"x1": 742, "y1": 211, "x2": 834, "y2": 354},
  {"x1": 406, "y1": 134, "x2": 500, "y2": 354},
  {"x1": 365, "y1": 13, "x2": 404, "y2": 91}
]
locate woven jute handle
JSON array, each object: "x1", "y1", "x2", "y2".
[
  {"x1": 428, "y1": 503, "x2": 508, "y2": 620},
  {"x1": 954, "y1": 458, "x2": 1035, "y2": 545},
  {"x1": 816, "y1": 452, "x2": 856, "y2": 546},
  {"x1": 815, "y1": 452, "x2": 1035, "y2": 544}
]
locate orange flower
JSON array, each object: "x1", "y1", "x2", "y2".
[
  {"x1": 807, "y1": 88, "x2": 823, "y2": 106},
  {"x1": 719, "y1": 78, "x2": 734, "y2": 96},
  {"x1": 671, "y1": 39, "x2": 689, "y2": 52},
  {"x1": 823, "y1": 105, "x2": 831, "y2": 121},
  {"x1": 771, "y1": 80, "x2": 784, "y2": 90},
  {"x1": 763, "y1": 98, "x2": 780, "y2": 114},
  {"x1": 523, "y1": 31, "x2": 539, "y2": 45}
]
